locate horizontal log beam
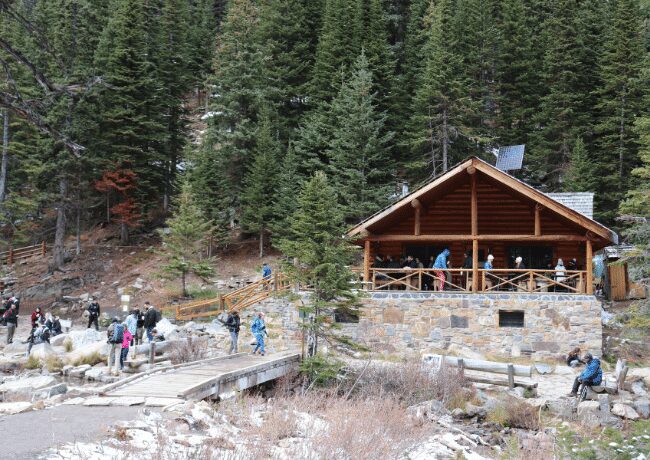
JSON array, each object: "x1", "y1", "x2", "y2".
[{"x1": 365, "y1": 234, "x2": 587, "y2": 242}]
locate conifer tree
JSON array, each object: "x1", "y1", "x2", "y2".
[
  {"x1": 160, "y1": 182, "x2": 214, "y2": 298},
  {"x1": 278, "y1": 172, "x2": 358, "y2": 358},
  {"x1": 326, "y1": 53, "x2": 394, "y2": 222},
  {"x1": 593, "y1": 0, "x2": 645, "y2": 222},
  {"x1": 240, "y1": 110, "x2": 281, "y2": 257},
  {"x1": 563, "y1": 138, "x2": 597, "y2": 193},
  {"x1": 271, "y1": 146, "x2": 302, "y2": 240}
]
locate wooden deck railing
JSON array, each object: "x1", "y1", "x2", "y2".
[
  {"x1": 359, "y1": 267, "x2": 588, "y2": 293},
  {"x1": 0, "y1": 241, "x2": 47, "y2": 265},
  {"x1": 164, "y1": 273, "x2": 291, "y2": 321}
]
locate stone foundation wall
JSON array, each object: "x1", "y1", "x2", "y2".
[{"x1": 351, "y1": 292, "x2": 602, "y2": 359}]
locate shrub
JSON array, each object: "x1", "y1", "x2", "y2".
[
  {"x1": 299, "y1": 354, "x2": 344, "y2": 387},
  {"x1": 487, "y1": 397, "x2": 540, "y2": 430},
  {"x1": 45, "y1": 356, "x2": 64, "y2": 373},
  {"x1": 63, "y1": 340, "x2": 73, "y2": 352},
  {"x1": 170, "y1": 337, "x2": 209, "y2": 364},
  {"x1": 70, "y1": 351, "x2": 104, "y2": 367},
  {"x1": 25, "y1": 355, "x2": 42, "y2": 370}
]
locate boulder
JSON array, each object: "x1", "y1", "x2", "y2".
[
  {"x1": 0, "y1": 402, "x2": 32, "y2": 415},
  {"x1": 84, "y1": 367, "x2": 106, "y2": 381},
  {"x1": 4, "y1": 341, "x2": 28, "y2": 354},
  {"x1": 154, "y1": 318, "x2": 176, "y2": 336},
  {"x1": 512, "y1": 387, "x2": 526, "y2": 398},
  {"x1": 50, "y1": 334, "x2": 70, "y2": 347},
  {"x1": 407, "y1": 400, "x2": 449, "y2": 421},
  {"x1": 66, "y1": 341, "x2": 109, "y2": 364},
  {"x1": 79, "y1": 293, "x2": 90, "y2": 302},
  {"x1": 0, "y1": 375, "x2": 57, "y2": 394},
  {"x1": 628, "y1": 368, "x2": 650, "y2": 389},
  {"x1": 633, "y1": 399, "x2": 650, "y2": 419},
  {"x1": 33, "y1": 383, "x2": 67, "y2": 399},
  {"x1": 577, "y1": 401, "x2": 600, "y2": 419},
  {"x1": 67, "y1": 329, "x2": 103, "y2": 350},
  {"x1": 68, "y1": 364, "x2": 92, "y2": 378},
  {"x1": 30, "y1": 343, "x2": 58, "y2": 361},
  {"x1": 598, "y1": 394, "x2": 611, "y2": 414},
  {"x1": 631, "y1": 381, "x2": 647, "y2": 396},
  {"x1": 611, "y1": 403, "x2": 640, "y2": 420}
]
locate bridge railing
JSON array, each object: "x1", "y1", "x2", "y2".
[{"x1": 0, "y1": 241, "x2": 47, "y2": 265}]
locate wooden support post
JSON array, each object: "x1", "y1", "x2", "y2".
[
  {"x1": 149, "y1": 342, "x2": 156, "y2": 365},
  {"x1": 586, "y1": 239, "x2": 593, "y2": 295},
  {"x1": 470, "y1": 169, "x2": 477, "y2": 236},
  {"x1": 411, "y1": 199, "x2": 422, "y2": 236},
  {"x1": 472, "y1": 239, "x2": 479, "y2": 292},
  {"x1": 534, "y1": 205, "x2": 542, "y2": 236},
  {"x1": 507, "y1": 364, "x2": 515, "y2": 389},
  {"x1": 41, "y1": 241, "x2": 46, "y2": 257},
  {"x1": 458, "y1": 358, "x2": 465, "y2": 374},
  {"x1": 273, "y1": 273, "x2": 278, "y2": 291},
  {"x1": 363, "y1": 240, "x2": 371, "y2": 286}
]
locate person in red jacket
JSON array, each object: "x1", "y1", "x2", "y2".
[{"x1": 31, "y1": 307, "x2": 44, "y2": 328}]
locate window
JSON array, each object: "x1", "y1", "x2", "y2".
[
  {"x1": 506, "y1": 246, "x2": 553, "y2": 269},
  {"x1": 499, "y1": 310, "x2": 524, "y2": 328}
]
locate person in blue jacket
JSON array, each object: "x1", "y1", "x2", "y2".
[
  {"x1": 569, "y1": 353, "x2": 602, "y2": 396},
  {"x1": 250, "y1": 312, "x2": 268, "y2": 356},
  {"x1": 432, "y1": 249, "x2": 450, "y2": 291}
]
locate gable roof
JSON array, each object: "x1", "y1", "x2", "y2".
[
  {"x1": 347, "y1": 157, "x2": 617, "y2": 244},
  {"x1": 545, "y1": 192, "x2": 594, "y2": 219}
]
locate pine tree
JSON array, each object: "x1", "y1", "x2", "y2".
[
  {"x1": 160, "y1": 182, "x2": 214, "y2": 297},
  {"x1": 563, "y1": 138, "x2": 597, "y2": 193},
  {"x1": 278, "y1": 172, "x2": 358, "y2": 358},
  {"x1": 593, "y1": 0, "x2": 645, "y2": 222},
  {"x1": 326, "y1": 53, "x2": 394, "y2": 222},
  {"x1": 271, "y1": 146, "x2": 302, "y2": 240},
  {"x1": 406, "y1": 0, "x2": 473, "y2": 179},
  {"x1": 240, "y1": 110, "x2": 281, "y2": 257},
  {"x1": 197, "y1": 0, "x2": 264, "y2": 228}
]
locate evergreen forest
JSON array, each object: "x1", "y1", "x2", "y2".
[{"x1": 1, "y1": 0, "x2": 649, "y2": 265}]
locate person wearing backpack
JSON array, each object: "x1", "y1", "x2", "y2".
[
  {"x1": 3, "y1": 303, "x2": 17, "y2": 344},
  {"x1": 134, "y1": 308, "x2": 145, "y2": 346},
  {"x1": 143, "y1": 302, "x2": 160, "y2": 342},
  {"x1": 120, "y1": 323, "x2": 133, "y2": 371},
  {"x1": 106, "y1": 318, "x2": 124, "y2": 375},
  {"x1": 218, "y1": 310, "x2": 241, "y2": 354},
  {"x1": 87, "y1": 297, "x2": 100, "y2": 331}
]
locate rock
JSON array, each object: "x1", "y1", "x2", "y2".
[
  {"x1": 450, "y1": 408, "x2": 464, "y2": 418},
  {"x1": 407, "y1": 400, "x2": 449, "y2": 421},
  {"x1": 598, "y1": 394, "x2": 610, "y2": 414},
  {"x1": 631, "y1": 381, "x2": 647, "y2": 396},
  {"x1": 577, "y1": 401, "x2": 600, "y2": 419},
  {"x1": 30, "y1": 343, "x2": 57, "y2": 361},
  {"x1": 68, "y1": 364, "x2": 92, "y2": 378},
  {"x1": 464, "y1": 403, "x2": 486, "y2": 418},
  {"x1": 4, "y1": 341, "x2": 28, "y2": 354},
  {"x1": 512, "y1": 387, "x2": 526, "y2": 398},
  {"x1": 0, "y1": 402, "x2": 32, "y2": 415},
  {"x1": 50, "y1": 334, "x2": 70, "y2": 347},
  {"x1": 84, "y1": 367, "x2": 106, "y2": 381},
  {"x1": 66, "y1": 341, "x2": 109, "y2": 363},
  {"x1": 79, "y1": 293, "x2": 90, "y2": 302},
  {"x1": 0, "y1": 375, "x2": 57, "y2": 393},
  {"x1": 62, "y1": 365, "x2": 73, "y2": 376},
  {"x1": 67, "y1": 329, "x2": 103, "y2": 350},
  {"x1": 633, "y1": 399, "x2": 650, "y2": 419},
  {"x1": 154, "y1": 318, "x2": 176, "y2": 336},
  {"x1": 34, "y1": 383, "x2": 68, "y2": 399},
  {"x1": 611, "y1": 403, "x2": 640, "y2": 420},
  {"x1": 534, "y1": 363, "x2": 553, "y2": 375},
  {"x1": 111, "y1": 397, "x2": 145, "y2": 406},
  {"x1": 628, "y1": 368, "x2": 650, "y2": 389}
]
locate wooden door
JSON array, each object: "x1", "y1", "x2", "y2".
[{"x1": 608, "y1": 264, "x2": 628, "y2": 301}]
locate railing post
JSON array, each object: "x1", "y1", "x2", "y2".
[
  {"x1": 418, "y1": 270, "x2": 422, "y2": 291},
  {"x1": 529, "y1": 271, "x2": 534, "y2": 293},
  {"x1": 149, "y1": 342, "x2": 156, "y2": 365},
  {"x1": 273, "y1": 273, "x2": 278, "y2": 291},
  {"x1": 41, "y1": 241, "x2": 46, "y2": 257},
  {"x1": 507, "y1": 364, "x2": 515, "y2": 389}
]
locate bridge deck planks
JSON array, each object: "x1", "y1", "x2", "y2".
[{"x1": 106, "y1": 351, "x2": 300, "y2": 399}]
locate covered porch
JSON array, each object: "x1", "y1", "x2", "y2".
[{"x1": 349, "y1": 158, "x2": 617, "y2": 295}]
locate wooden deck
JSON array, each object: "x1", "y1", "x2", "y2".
[{"x1": 103, "y1": 351, "x2": 301, "y2": 401}]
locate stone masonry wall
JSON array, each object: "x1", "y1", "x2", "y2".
[{"x1": 350, "y1": 292, "x2": 602, "y2": 359}]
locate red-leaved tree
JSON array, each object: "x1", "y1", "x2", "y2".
[{"x1": 95, "y1": 166, "x2": 142, "y2": 244}]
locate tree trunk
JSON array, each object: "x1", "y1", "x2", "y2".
[
  {"x1": 181, "y1": 270, "x2": 187, "y2": 297},
  {"x1": 442, "y1": 107, "x2": 449, "y2": 173},
  {"x1": 259, "y1": 227, "x2": 264, "y2": 258},
  {"x1": 106, "y1": 193, "x2": 110, "y2": 223},
  {"x1": 0, "y1": 109, "x2": 9, "y2": 204},
  {"x1": 53, "y1": 178, "x2": 68, "y2": 269},
  {"x1": 75, "y1": 195, "x2": 81, "y2": 256},
  {"x1": 120, "y1": 222, "x2": 129, "y2": 245}
]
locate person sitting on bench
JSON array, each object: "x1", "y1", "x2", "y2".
[{"x1": 569, "y1": 353, "x2": 602, "y2": 396}]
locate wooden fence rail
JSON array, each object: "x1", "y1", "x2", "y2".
[{"x1": 0, "y1": 241, "x2": 47, "y2": 265}]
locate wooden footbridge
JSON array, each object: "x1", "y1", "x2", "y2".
[{"x1": 100, "y1": 351, "x2": 300, "y2": 403}]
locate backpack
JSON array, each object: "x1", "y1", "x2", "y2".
[{"x1": 111, "y1": 323, "x2": 124, "y2": 344}]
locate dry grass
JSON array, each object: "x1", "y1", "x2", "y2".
[
  {"x1": 63, "y1": 340, "x2": 73, "y2": 352},
  {"x1": 70, "y1": 351, "x2": 104, "y2": 367},
  {"x1": 45, "y1": 355, "x2": 64, "y2": 372},
  {"x1": 487, "y1": 396, "x2": 540, "y2": 431},
  {"x1": 169, "y1": 337, "x2": 209, "y2": 364},
  {"x1": 24, "y1": 355, "x2": 42, "y2": 369}
]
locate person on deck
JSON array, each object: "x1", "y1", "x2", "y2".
[
  {"x1": 569, "y1": 353, "x2": 602, "y2": 396},
  {"x1": 567, "y1": 258, "x2": 578, "y2": 271},
  {"x1": 250, "y1": 312, "x2": 268, "y2": 356},
  {"x1": 512, "y1": 256, "x2": 527, "y2": 291},
  {"x1": 483, "y1": 254, "x2": 495, "y2": 290},
  {"x1": 402, "y1": 255, "x2": 418, "y2": 289},
  {"x1": 555, "y1": 259, "x2": 567, "y2": 291},
  {"x1": 219, "y1": 310, "x2": 241, "y2": 354},
  {"x1": 462, "y1": 251, "x2": 473, "y2": 290},
  {"x1": 433, "y1": 249, "x2": 450, "y2": 291}
]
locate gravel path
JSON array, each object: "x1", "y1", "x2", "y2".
[{"x1": 0, "y1": 405, "x2": 144, "y2": 459}]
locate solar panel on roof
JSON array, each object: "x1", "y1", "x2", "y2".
[{"x1": 495, "y1": 145, "x2": 525, "y2": 171}]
